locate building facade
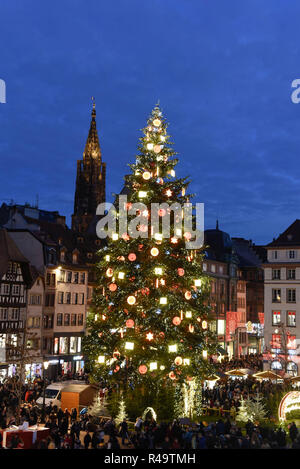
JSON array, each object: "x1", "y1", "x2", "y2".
[{"x1": 263, "y1": 220, "x2": 300, "y2": 376}]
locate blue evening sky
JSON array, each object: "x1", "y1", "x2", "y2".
[{"x1": 1, "y1": 0, "x2": 300, "y2": 244}]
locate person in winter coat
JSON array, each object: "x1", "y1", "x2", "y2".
[{"x1": 84, "y1": 431, "x2": 92, "y2": 449}]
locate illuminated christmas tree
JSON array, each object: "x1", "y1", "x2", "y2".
[{"x1": 83, "y1": 104, "x2": 218, "y2": 407}]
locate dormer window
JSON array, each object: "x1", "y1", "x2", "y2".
[
  {"x1": 60, "y1": 250, "x2": 66, "y2": 262},
  {"x1": 58, "y1": 238, "x2": 63, "y2": 245},
  {"x1": 72, "y1": 249, "x2": 79, "y2": 264},
  {"x1": 87, "y1": 253, "x2": 93, "y2": 259},
  {"x1": 73, "y1": 253, "x2": 78, "y2": 264}
]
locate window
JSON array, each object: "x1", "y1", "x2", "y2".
[
  {"x1": 45, "y1": 293, "x2": 55, "y2": 307},
  {"x1": 287, "y1": 335, "x2": 297, "y2": 350},
  {"x1": 60, "y1": 251, "x2": 65, "y2": 262},
  {"x1": 27, "y1": 317, "x2": 34, "y2": 328},
  {"x1": 11, "y1": 309, "x2": 19, "y2": 320},
  {"x1": 58, "y1": 292, "x2": 64, "y2": 304},
  {"x1": 73, "y1": 293, "x2": 78, "y2": 305},
  {"x1": 64, "y1": 314, "x2": 70, "y2": 326},
  {"x1": 46, "y1": 273, "x2": 56, "y2": 286},
  {"x1": 219, "y1": 266, "x2": 224, "y2": 274},
  {"x1": 211, "y1": 264, "x2": 216, "y2": 273},
  {"x1": 272, "y1": 289, "x2": 281, "y2": 303},
  {"x1": 58, "y1": 270, "x2": 65, "y2": 282},
  {"x1": 71, "y1": 314, "x2": 77, "y2": 326},
  {"x1": 273, "y1": 251, "x2": 278, "y2": 259},
  {"x1": 1, "y1": 284, "x2": 10, "y2": 295},
  {"x1": 287, "y1": 269, "x2": 296, "y2": 280},
  {"x1": 287, "y1": 361, "x2": 298, "y2": 377},
  {"x1": 80, "y1": 273, "x2": 85, "y2": 284},
  {"x1": 203, "y1": 263, "x2": 207, "y2": 272},
  {"x1": 87, "y1": 253, "x2": 93, "y2": 259},
  {"x1": 57, "y1": 313, "x2": 63, "y2": 326},
  {"x1": 70, "y1": 337, "x2": 77, "y2": 353},
  {"x1": 287, "y1": 311, "x2": 296, "y2": 327},
  {"x1": 66, "y1": 292, "x2": 71, "y2": 305},
  {"x1": 72, "y1": 253, "x2": 78, "y2": 264},
  {"x1": 272, "y1": 334, "x2": 281, "y2": 349},
  {"x1": 287, "y1": 289, "x2": 296, "y2": 303},
  {"x1": 59, "y1": 337, "x2": 68, "y2": 354},
  {"x1": 54, "y1": 338, "x2": 59, "y2": 354},
  {"x1": 73, "y1": 272, "x2": 79, "y2": 284},
  {"x1": 289, "y1": 250, "x2": 296, "y2": 259},
  {"x1": 79, "y1": 293, "x2": 84, "y2": 305},
  {"x1": 12, "y1": 285, "x2": 20, "y2": 295},
  {"x1": 272, "y1": 269, "x2": 281, "y2": 280},
  {"x1": 67, "y1": 271, "x2": 72, "y2": 283},
  {"x1": 30, "y1": 295, "x2": 41, "y2": 305},
  {"x1": 272, "y1": 311, "x2": 281, "y2": 325},
  {"x1": 271, "y1": 360, "x2": 282, "y2": 370},
  {"x1": 78, "y1": 314, "x2": 83, "y2": 326}
]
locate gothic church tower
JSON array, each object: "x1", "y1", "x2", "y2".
[{"x1": 72, "y1": 100, "x2": 106, "y2": 232}]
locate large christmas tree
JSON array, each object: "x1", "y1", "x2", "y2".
[{"x1": 83, "y1": 104, "x2": 218, "y2": 404}]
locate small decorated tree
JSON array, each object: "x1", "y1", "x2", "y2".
[
  {"x1": 88, "y1": 393, "x2": 108, "y2": 418},
  {"x1": 236, "y1": 396, "x2": 250, "y2": 423},
  {"x1": 248, "y1": 392, "x2": 267, "y2": 423},
  {"x1": 115, "y1": 395, "x2": 128, "y2": 425}
]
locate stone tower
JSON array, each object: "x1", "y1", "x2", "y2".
[{"x1": 72, "y1": 100, "x2": 106, "y2": 232}]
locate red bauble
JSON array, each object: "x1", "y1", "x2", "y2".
[
  {"x1": 109, "y1": 283, "x2": 117, "y2": 292},
  {"x1": 169, "y1": 371, "x2": 176, "y2": 380},
  {"x1": 128, "y1": 253, "x2": 136, "y2": 261},
  {"x1": 126, "y1": 319, "x2": 135, "y2": 328},
  {"x1": 172, "y1": 316, "x2": 181, "y2": 326},
  {"x1": 139, "y1": 365, "x2": 148, "y2": 375},
  {"x1": 177, "y1": 268, "x2": 185, "y2": 276},
  {"x1": 185, "y1": 291, "x2": 192, "y2": 300}
]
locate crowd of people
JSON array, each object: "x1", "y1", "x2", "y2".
[{"x1": 0, "y1": 355, "x2": 299, "y2": 450}]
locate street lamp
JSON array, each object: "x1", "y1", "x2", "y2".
[{"x1": 41, "y1": 360, "x2": 49, "y2": 424}]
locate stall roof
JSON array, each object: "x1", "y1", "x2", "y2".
[{"x1": 61, "y1": 384, "x2": 95, "y2": 394}]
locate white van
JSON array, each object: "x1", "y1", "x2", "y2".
[
  {"x1": 36, "y1": 380, "x2": 84, "y2": 408},
  {"x1": 36, "y1": 382, "x2": 65, "y2": 408}
]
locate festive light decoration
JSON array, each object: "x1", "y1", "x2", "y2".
[
  {"x1": 126, "y1": 319, "x2": 135, "y2": 328},
  {"x1": 154, "y1": 267, "x2": 163, "y2": 275},
  {"x1": 83, "y1": 104, "x2": 218, "y2": 398},
  {"x1": 174, "y1": 356, "x2": 183, "y2": 366},
  {"x1": 98, "y1": 355, "x2": 105, "y2": 364},
  {"x1": 172, "y1": 316, "x2": 181, "y2": 326},
  {"x1": 153, "y1": 118, "x2": 161, "y2": 127},
  {"x1": 202, "y1": 320, "x2": 208, "y2": 329},
  {"x1": 202, "y1": 350, "x2": 208, "y2": 359},
  {"x1": 194, "y1": 279, "x2": 202, "y2": 287},
  {"x1": 139, "y1": 365, "x2": 148, "y2": 374},
  {"x1": 127, "y1": 296, "x2": 136, "y2": 305},
  {"x1": 150, "y1": 247, "x2": 159, "y2": 257},
  {"x1": 169, "y1": 344, "x2": 177, "y2": 353},
  {"x1": 112, "y1": 233, "x2": 118, "y2": 240},
  {"x1": 125, "y1": 342, "x2": 134, "y2": 350},
  {"x1": 142, "y1": 171, "x2": 151, "y2": 180}
]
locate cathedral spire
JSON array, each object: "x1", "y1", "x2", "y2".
[{"x1": 83, "y1": 97, "x2": 101, "y2": 160}]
